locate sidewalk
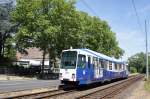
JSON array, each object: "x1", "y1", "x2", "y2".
[{"x1": 0, "y1": 75, "x2": 36, "y2": 80}]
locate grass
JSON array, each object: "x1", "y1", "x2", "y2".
[
  {"x1": 144, "y1": 78, "x2": 150, "y2": 92},
  {"x1": 129, "y1": 72, "x2": 139, "y2": 76}
]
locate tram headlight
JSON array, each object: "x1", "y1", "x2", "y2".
[{"x1": 72, "y1": 73, "x2": 75, "y2": 80}]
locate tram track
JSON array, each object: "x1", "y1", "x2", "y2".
[
  {"x1": 2, "y1": 89, "x2": 76, "y2": 99},
  {"x1": 1, "y1": 84, "x2": 78, "y2": 99},
  {"x1": 76, "y1": 74, "x2": 144, "y2": 99},
  {"x1": 2, "y1": 89, "x2": 58, "y2": 99}
]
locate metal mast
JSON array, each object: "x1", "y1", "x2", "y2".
[{"x1": 145, "y1": 20, "x2": 149, "y2": 80}]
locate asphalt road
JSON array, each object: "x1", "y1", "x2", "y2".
[{"x1": 0, "y1": 79, "x2": 60, "y2": 93}]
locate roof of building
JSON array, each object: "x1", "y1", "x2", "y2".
[{"x1": 16, "y1": 47, "x2": 49, "y2": 60}]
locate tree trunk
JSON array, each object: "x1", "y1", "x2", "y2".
[
  {"x1": 48, "y1": 51, "x2": 51, "y2": 73},
  {"x1": 41, "y1": 49, "x2": 46, "y2": 77},
  {"x1": 0, "y1": 33, "x2": 3, "y2": 56},
  {"x1": 2, "y1": 42, "x2": 4, "y2": 56}
]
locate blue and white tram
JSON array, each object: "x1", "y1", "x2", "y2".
[{"x1": 59, "y1": 48, "x2": 128, "y2": 85}]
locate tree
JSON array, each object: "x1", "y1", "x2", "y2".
[
  {"x1": 0, "y1": 0, "x2": 16, "y2": 61},
  {"x1": 77, "y1": 11, "x2": 124, "y2": 58},
  {"x1": 12, "y1": 0, "x2": 81, "y2": 73},
  {"x1": 128, "y1": 52, "x2": 150, "y2": 73},
  {"x1": 12, "y1": 0, "x2": 124, "y2": 73}
]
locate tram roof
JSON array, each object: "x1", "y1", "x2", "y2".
[{"x1": 63, "y1": 48, "x2": 125, "y2": 63}]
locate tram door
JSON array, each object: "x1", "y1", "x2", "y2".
[
  {"x1": 93, "y1": 57, "x2": 99, "y2": 78},
  {"x1": 88, "y1": 56, "x2": 91, "y2": 80}
]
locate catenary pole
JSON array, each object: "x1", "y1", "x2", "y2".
[{"x1": 145, "y1": 20, "x2": 149, "y2": 80}]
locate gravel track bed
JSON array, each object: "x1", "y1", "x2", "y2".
[{"x1": 76, "y1": 75, "x2": 143, "y2": 99}]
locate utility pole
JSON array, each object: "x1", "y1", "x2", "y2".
[{"x1": 145, "y1": 20, "x2": 149, "y2": 80}]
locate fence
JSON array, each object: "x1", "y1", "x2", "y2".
[
  {"x1": 0, "y1": 65, "x2": 60, "y2": 79},
  {"x1": 52, "y1": 68, "x2": 60, "y2": 73}
]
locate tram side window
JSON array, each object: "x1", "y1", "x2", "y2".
[
  {"x1": 93, "y1": 57, "x2": 97, "y2": 68},
  {"x1": 123, "y1": 64, "x2": 126, "y2": 70},
  {"x1": 88, "y1": 56, "x2": 91, "y2": 69},
  {"x1": 115, "y1": 63, "x2": 117, "y2": 70},
  {"x1": 117, "y1": 64, "x2": 120, "y2": 70},
  {"x1": 109, "y1": 61, "x2": 112, "y2": 70},
  {"x1": 99, "y1": 59, "x2": 103, "y2": 68},
  {"x1": 122, "y1": 64, "x2": 125, "y2": 70},
  {"x1": 96, "y1": 58, "x2": 99, "y2": 67},
  {"x1": 78, "y1": 54, "x2": 86, "y2": 68},
  {"x1": 103, "y1": 60, "x2": 108, "y2": 69},
  {"x1": 119, "y1": 64, "x2": 122, "y2": 70}
]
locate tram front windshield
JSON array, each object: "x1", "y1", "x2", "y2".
[{"x1": 61, "y1": 51, "x2": 77, "y2": 69}]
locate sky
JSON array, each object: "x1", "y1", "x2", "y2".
[{"x1": 76, "y1": 0, "x2": 150, "y2": 60}]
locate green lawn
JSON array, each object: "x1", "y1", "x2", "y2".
[{"x1": 144, "y1": 78, "x2": 150, "y2": 92}]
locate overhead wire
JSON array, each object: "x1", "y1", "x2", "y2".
[
  {"x1": 132, "y1": 0, "x2": 149, "y2": 79},
  {"x1": 131, "y1": 0, "x2": 144, "y2": 33},
  {"x1": 80, "y1": 0, "x2": 99, "y2": 17}
]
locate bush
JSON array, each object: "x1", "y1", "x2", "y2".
[
  {"x1": 0, "y1": 56, "x2": 12, "y2": 67},
  {"x1": 144, "y1": 78, "x2": 150, "y2": 92},
  {"x1": 130, "y1": 67, "x2": 137, "y2": 73}
]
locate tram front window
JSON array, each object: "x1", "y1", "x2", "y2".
[{"x1": 61, "y1": 51, "x2": 77, "y2": 69}]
